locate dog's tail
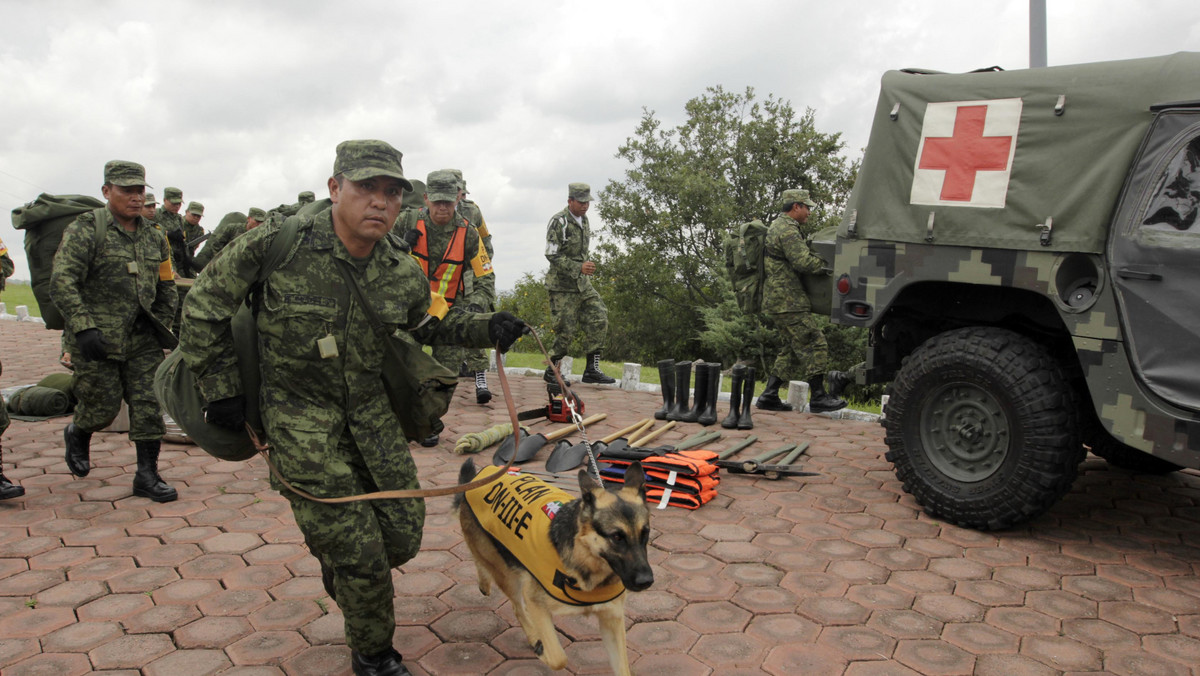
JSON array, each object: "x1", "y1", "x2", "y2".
[{"x1": 452, "y1": 458, "x2": 478, "y2": 508}]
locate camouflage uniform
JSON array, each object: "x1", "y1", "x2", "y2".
[
  {"x1": 193, "y1": 207, "x2": 266, "y2": 272},
  {"x1": 51, "y1": 185, "x2": 178, "y2": 441},
  {"x1": 763, "y1": 193, "x2": 831, "y2": 382},
  {"x1": 544, "y1": 185, "x2": 608, "y2": 359},
  {"x1": 0, "y1": 237, "x2": 19, "y2": 499},
  {"x1": 396, "y1": 202, "x2": 494, "y2": 375},
  {"x1": 156, "y1": 187, "x2": 189, "y2": 275},
  {"x1": 180, "y1": 141, "x2": 496, "y2": 658}
]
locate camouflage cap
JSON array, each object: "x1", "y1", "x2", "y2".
[
  {"x1": 781, "y1": 188, "x2": 817, "y2": 209},
  {"x1": 186, "y1": 201, "x2": 204, "y2": 215},
  {"x1": 248, "y1": 207, "x2": 268, "y2": 222},
  {"x1": 297, "y1": 191, "x2": 315, "y2": 203},
  {"x1": 568, "y1": 182, "x2": 593, "y2": 202},
  {"x1": 163, "y1": 187, "x2": 183, "y2": 203},
  {"x1": 402, "y1": 179, "x2": 427, "y2": 210},
  {"x1": 104, "y1": 160, "x2": 149, "y2": 188},
  {"x1": 332, "y1": 139, "x2": 414, "y2": 191},
  {"x1": 144, "y1": 192, "x2": 157, "y2": 205},
  {"x1": 425, "y1": 169, "x2": 460, "y2": 202},
  {"x1": 444, "y1": 168, "x2": 466, "y2": 192}
]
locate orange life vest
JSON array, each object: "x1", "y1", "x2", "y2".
[{"x1": 411, "y1": 217, "x2": 469, "y2": 304}]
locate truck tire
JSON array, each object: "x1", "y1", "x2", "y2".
[
  {"x1": 884, "y1": 327, "x2": 1084, "y2": 530},
  {"x1": 1087, "y1": 433, "x2": 1183, "y2": 474}
]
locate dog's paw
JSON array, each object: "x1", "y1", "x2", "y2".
[{"x1": 533, "y1": 640, "x2": 543, "y2": 656}]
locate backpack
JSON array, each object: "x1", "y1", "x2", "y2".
[
  {"x1": 10, "y1": 194, "x2": 106, "y2": 330},
  {"x1": 722, "y1": 219, "x2": 768, "y2": 315}
]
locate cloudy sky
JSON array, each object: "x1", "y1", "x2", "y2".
[{"x1": 2, "y1": 0, "x2": 1198, "y2": 294}]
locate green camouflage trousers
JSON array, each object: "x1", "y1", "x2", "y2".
[
  {"x1": 0, "y1": 360, "x2": 7, "y2": 435},
  {"x1": 768, "y1": 311, "x2": 830, "y2": 382},
  {"x1": 71, "y1": 331, "x2": 165, "y2": 440},
  {"x1": 549, "y1": 289, "x2": 608, "y2": 357},
  {"x1": 433, "y1": 345, "x2": 488, "y2": 374},
  {"x1": 283, "y1": 431, "x2": 425, "y2": 654}
]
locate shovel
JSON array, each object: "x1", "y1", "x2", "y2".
[
  {"x1": 493, "y1": 413, "x2": 607, "y2": 464},
  {"x1": 547, "y1": 418, "x2": 651, "y2": 473}
]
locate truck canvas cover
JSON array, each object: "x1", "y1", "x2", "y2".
[{"x1": 839, "y1": 52, "x2": 1200, "y2": 253}]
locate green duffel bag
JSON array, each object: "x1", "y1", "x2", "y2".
[{"x1": 11, "y1": 193, "x2": 105, "y2": 330}]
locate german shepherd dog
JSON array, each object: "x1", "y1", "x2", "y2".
[{"x1": 455, "y1": 459, "x2": 654, "y2": 675}]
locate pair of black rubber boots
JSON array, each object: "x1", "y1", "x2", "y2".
[{"x1": 653, "y1": 360, "x2": 723, "y2": 427}]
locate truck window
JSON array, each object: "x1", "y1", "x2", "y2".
[{"x1": 1141, "y1": 136, "x2": 1200, "y2": 235}]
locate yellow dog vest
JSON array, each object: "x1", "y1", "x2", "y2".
[{"x1": 465, "y1": 466, "x2": 625, "y2": 606}]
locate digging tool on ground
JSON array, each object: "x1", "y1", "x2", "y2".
[
  {"x1": 492, "y1": 413, "x2": 606, "y2": 464},
  {"x1": 547, "y1": 418, "x2": 651, "y2": 473}
]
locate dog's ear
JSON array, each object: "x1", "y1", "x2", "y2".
[
  {"x1": 621, "y1": 461, "x2": 647, "y2": 499},
  {"x1": 578, "y1": 468, "x2": 603, "y2": 511}
]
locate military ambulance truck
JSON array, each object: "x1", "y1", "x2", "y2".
[{"x1": 812, "y1": 52, "x2": 1200, "y2": 530}]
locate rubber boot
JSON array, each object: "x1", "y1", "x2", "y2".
[
  {"x1": 681, "y1": 362, "x2": 708, "y2": 423},
  {"x1": 698, "y1": 362, "x2": 722, "y2": 426},
  {"x1": 0, "y1": 443, "x2": 25, "y2": 500},
  {"x1": 755, "y1": 375, "x2": 795, "y2": 411},
  {"x1": 721, "y1": 364, "x2": 745, "y2": 429},
  {"x1": 826, "y1": 370, "x2": 854, "y2": 400},
  {"x1": 582, "y1": 353, "x2": 616, "y2": 384},
  {"x1": 654, "y1": 359, "x2": 675, "y2": 420},
  {"x1": 474, "y1": 372, "x2": 492, "y2": 405},
  {"x1": 132, "y1": 441, "x2": 178, "y2": 503},
  {"x1": 351, "y1": 647, "x2": 412, "y2": 676},
  {"x1": 666, "y1": 361, "x2": 692, "y2": 421},
  {"x1": 64, "y1": 423, "x2": 92, "y2": 478},
  {"x1": 737, "y1": 367, "x2": 755, "y2": 430},
  {"x1": 808, "y1": 374, "x2": 848, "y2": 413}
]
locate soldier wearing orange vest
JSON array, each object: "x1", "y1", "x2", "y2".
[{"x1": 396, "y1": 170, "x2": 495, "y2": 437}]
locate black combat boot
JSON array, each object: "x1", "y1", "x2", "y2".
[
  {"x1": 64, "y1": 423, "x2": 92, "y2": 478},
  {"x1": 755, "y1": 375, "x2": 795, "y2": 411},
  {"x1": 666, "y1": 361, "x2": 692, "y2": 421},
  {"x1": 0, "y1": 443, "x2": 25, "y2": 500},
  {"x1": 808, "y1": 374, "x2": 848, "y2": 413},
  {"x1": 721, "y1": 364, "x2": 745, "y2": 429},
  {"x1": 582, "y1": 353, "x2": 616, "y2": 384},
  {"x1": 474, "y1": 371, "x2": 492, "y2": 405},
  {"x1": 698, "y1": 362, "x2": 722, "y2": 426},
  {"x1": 351, "y1": 647, "x2": 412, "y2": 676},
  {"x1": 737, "y1": 367, "x2": 756, "y2": 430},
  {"x1": 132, "y1": 440, "x2": 178, "y2": 503},
  {"x1": 826, "y1": 370, "x2": 854, "y2": 400},
  {"x1": 681, "y1": 363, "x2": 709, "y2": 423},
  {"x1": 543, "y1": 356, "x2": 564, "y2": 385},
  {"x1": 653, "y1": 359, "x2": 675, "y2": 420}
]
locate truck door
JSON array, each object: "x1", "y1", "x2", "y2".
[{"x1": 1110, "y1": 107, "x2": 1200, "y2": 413}]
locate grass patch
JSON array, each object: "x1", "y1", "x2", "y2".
[{"x1": 0, "y1": 282, "x2": 40, "y2": 317}]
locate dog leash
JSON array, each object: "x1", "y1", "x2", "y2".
[
  {"x1": 529, "y1": 330, "x2": 602, "y2": 483},
  {"x1": 246, "y1": 339, "x2": 522, "y2": 504}
]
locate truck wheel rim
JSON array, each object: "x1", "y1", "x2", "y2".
[{"x1": 920, "y1": 381, "x2": 1010, "y2": 482}]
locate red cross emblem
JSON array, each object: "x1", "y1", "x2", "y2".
[{"x1": 911, "y1": 98, "x2": 1022, "y2": 208}]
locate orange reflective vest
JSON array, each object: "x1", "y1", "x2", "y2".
[{"x1": 411, "y1": 217, "x2": 469, "y2": 304}]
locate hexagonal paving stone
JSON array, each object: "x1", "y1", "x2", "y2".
[
  {"x1": 175, "y1": 616, "x2": 255, "y2": 649},
  {"x1": 143, "y1": 648, "x2": 232, "y2": 676},
  {"x1": 817, "y1": 625, "x2": 896, "y2": 661},
  {"x1": 196, "y1": 588, "x2": 272, "y2": 617},
  {"x1": 1099, "y1": 600, "x2": 1179, "y2": 634},
  {"x1": 893, "y1": 638, "x2": 974, "y2": 676},
  {"x1": 225, "y1": 630, "x2": 309, "y2": 665},
  {"x1": 430, "y1": 608, "x2": 510, "y2": 642},
  {"x1": 1020, "y1": 635, "x2": 1102, "y2": 672},
  {"x1": 688, "y1": 631, "x2": 769, "y2": 669},
  {"x1": 88, "y1": 633, "x2": 176, "y2": 670},
  {"x1": 626, "y1": 619, "x2": 699, "y2": 655},
  {"x1": 0, "y1": 606, "x2": 78, "y2": 639},
  {"x1": 941, "y1": 622, "x2": 1018, "y2": 654}
]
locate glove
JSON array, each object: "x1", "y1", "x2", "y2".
[
  {"x1": 167, "y1": 229, "x2": 186, "y2": 246},
  {"x1": 488, "y1": 311, "x2": 529, "y2": 353},
  {"x1": 402, "y1": 229, "x2": 421, "y2": 248},
  {"x1": 75, "y1": 328, "x2": 112, "y2": 362},
  {"x1": 205, "y1": 395, "x2": 247, "y2": 431}
]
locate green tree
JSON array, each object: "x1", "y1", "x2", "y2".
[{"x1": 595, "y1": 85, "x2": 859, "y2": 365}]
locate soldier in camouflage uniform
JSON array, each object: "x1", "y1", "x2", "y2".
[
  {"x1": 141, "y1": 192, "x2": 158, "y2": 222},
  {"x1": 761, "y1": 188, "x2": 846, "y2": 413},
  {"x1": 543, "y1": 182, "x2": 615, "y2": 384},
  {"x1": 50, "y1": 160, "x2": 181, "y2": 502},
  {"x1": 180, "y1": 141, "x2": 526, "y2": 676},
  {"x1": 0, "y1": 236, "x2": 23, "y2": 500},
  {"x1": 156, "y1": 187, "x2": 189, "y2": 273},
  {"x1": 397, "y1": 170, "x2": 496, "y2": 417},
  {"x1": 444, "y1": 169, "x2": 495, "y2": 381},
  {"x1": 273, "y1": 191, "x2": 318, "y2": 218},
  {"x1": 192, "y1": 207, "x2": 265, "y2": 272}
]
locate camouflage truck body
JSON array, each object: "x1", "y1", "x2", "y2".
[{"x1": 818, "y1": 52, "x2": 1200, "y2": 529}]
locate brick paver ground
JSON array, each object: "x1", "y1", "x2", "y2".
[{"x1": 2, "y1": 319, "x2": 1199, "y2": 675}]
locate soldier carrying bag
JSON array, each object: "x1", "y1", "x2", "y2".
[
  {"x1": 10, "y1": 193, "x2": 106, "y2": 330},
  {"x1": 155, "y1": 215, "x2": 459, "y2": 461},
  {"x1": 723, "y1": 219, "x2": 768, "y2": 315}
]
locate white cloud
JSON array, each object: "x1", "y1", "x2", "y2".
[{"x1": 2, "y1": 0, "x2": 1199, "y2": 301}]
